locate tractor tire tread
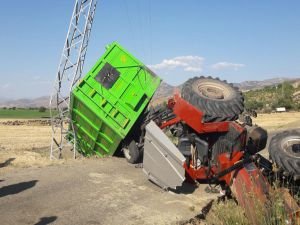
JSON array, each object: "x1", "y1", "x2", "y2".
[
  {"x1": 269, "y1": 130, "x2": 300, "y2": 175},
  {"x1": 181, "y1": 77, "x2": 244, "y2": 122}
]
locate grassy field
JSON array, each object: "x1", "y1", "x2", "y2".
[{"x1": 0, "y1": 109, "x2": 52, "y2": 119}]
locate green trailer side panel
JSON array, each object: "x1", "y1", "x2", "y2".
[{"x1": 70, "y1": 42, "x2": 161, "y2": 156}]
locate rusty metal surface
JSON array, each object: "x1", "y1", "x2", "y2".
[
  {"x1": 231, "y1": 163, "x2": 300, "y2": 225},
  {"x1": 230, "y1": 163, "x2": 270, "y2": 225}
]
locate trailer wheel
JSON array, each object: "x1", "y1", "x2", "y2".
[
  {"x1": 123, "y1": 140, "x2": 141, "y2": 164},
  {"x1": 181, "y1": 76, "x2": 244, "y2": 122},
  {"x1": 269, "y1": 130, "x2": 300, "y2": 176}
]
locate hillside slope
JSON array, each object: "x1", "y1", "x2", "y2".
[{"x1": 244, "y1": 80, "x2": 300, "y2": 111}]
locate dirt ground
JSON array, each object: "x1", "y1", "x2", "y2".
[
  {"x1": 0, "y1": 112, "x2": 300, "y2": 224},
  {"x1": 0, "y1": 119, "x2": 217, "y2": 225},
  {"x1": 0, "y1": 155, "x2": 218, "y2": 225}
]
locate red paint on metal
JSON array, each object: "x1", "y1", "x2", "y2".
[
  {"x1": 184, "y1": 163, "x2": 217, "y2": 181},
  {"x1": 217, "y1": 151, "x2": 244, "y2": 185},
  {"x1": 168, "y1": 94, "x2": 230, "y2": 133},
  {"x1": 183, "y1": 151, "x2": 244, "y2": 184},
  {"x1": 160, "y1": 117, "x2": 181, "y2": 129},
  {"x1": 230, "y1": 164, "x2": 270, "y2": 225},
  {"x1": 231, "y1": 168, "x2": 300, "y2": 224}
]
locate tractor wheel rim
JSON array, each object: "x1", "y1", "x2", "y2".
[
  {"x1": 199, "y1": 86, "x2": 224, "y2": 99},
  {"x1": 282, "y1": 137, "x2": 300, "y2": 158},
  {"x1": 192, "y1": 81, "x2": 232, "y2": 100}
]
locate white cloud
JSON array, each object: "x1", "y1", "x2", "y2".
[
  {"x1": 211, "y1": 62, "x2": 245, "y2": 71},
  {"x1": 149, "y1": 55, "x2": 204, "y2": 73},
  {"x1": 185, "y1": 66, "x2": 202, "y2": 72}
]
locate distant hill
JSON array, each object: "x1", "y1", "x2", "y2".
[
  {"x1": 153, "y1": 82, "x2": 176, "y2": 98},
  {"x1": 233, "y1": 77, "x2": 296, "y2": 91},
  {"x1": 0, "y1": 96, "x2": 50, "y2": 108},
  {"x1": 1, "y1": 77, "x2": 299, "y2": 108}
]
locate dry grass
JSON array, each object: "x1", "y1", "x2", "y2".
[
  {"x1": 0, "y1": 123, "x2": 51, "y2": 151},
  {"x1": 206, "y1": 200, "x2": 250, "y2": 225},
  {"x1": 253, "y1": 112, "x2": 300, "y2": 132},
  {"x1": 0, "y1": 119, "x2": 62, "y2": 172},
  {"x1": 0, "y1": 149, "x2": 65, "y2": 174}
]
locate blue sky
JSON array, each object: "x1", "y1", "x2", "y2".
[{"x1": 0, "y1": 0, "x2": 299, "y2": 99}]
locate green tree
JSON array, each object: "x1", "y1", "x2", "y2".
[
  {"x1": 39, "y1": 106, "x2": 47, "y2": 112},
  {"x1": 245, "y1": 100, "x2": 264, "y2": 110}
]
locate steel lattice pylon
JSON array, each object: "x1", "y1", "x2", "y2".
[{"x1": 49, "y1": 0, "x2": 97, "y2": 159}]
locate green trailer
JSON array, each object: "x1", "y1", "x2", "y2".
[{"x1": 70, "y1": 42, "x2": 161, "y2": 157}]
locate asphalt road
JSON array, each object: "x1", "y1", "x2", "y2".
[{"x1": 0, "y1": 157, "x2": 217, "y2": 225}]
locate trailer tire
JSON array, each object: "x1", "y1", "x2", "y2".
[
  {"x1": 181, "y1": 76, "x2": 244, "y2": 122},
  {"x1": 123, "y1": 140, "x2": 141, "y2": 164},
  {"x1": 269, "y1": 130, "x2": 300, "y2": 175}
]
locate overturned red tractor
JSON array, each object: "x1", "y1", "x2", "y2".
[{"x1": 122, "y1": 76, "x2": 299, "y2": 224}]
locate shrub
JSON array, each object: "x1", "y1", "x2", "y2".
[
  {"x1": 39, "y1": 106, "x2": 47, "y2": 112},
  {"x1": 245, "y1": 100, "x2": 264, "y2": 110}
]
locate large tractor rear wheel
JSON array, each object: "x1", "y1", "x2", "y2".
[
  {"x1": 181, "y1": 76, "x2": 244, "y2": 122},
  {"x1": 269, "y1": 130, "x2": 300, "y2": 177}
]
